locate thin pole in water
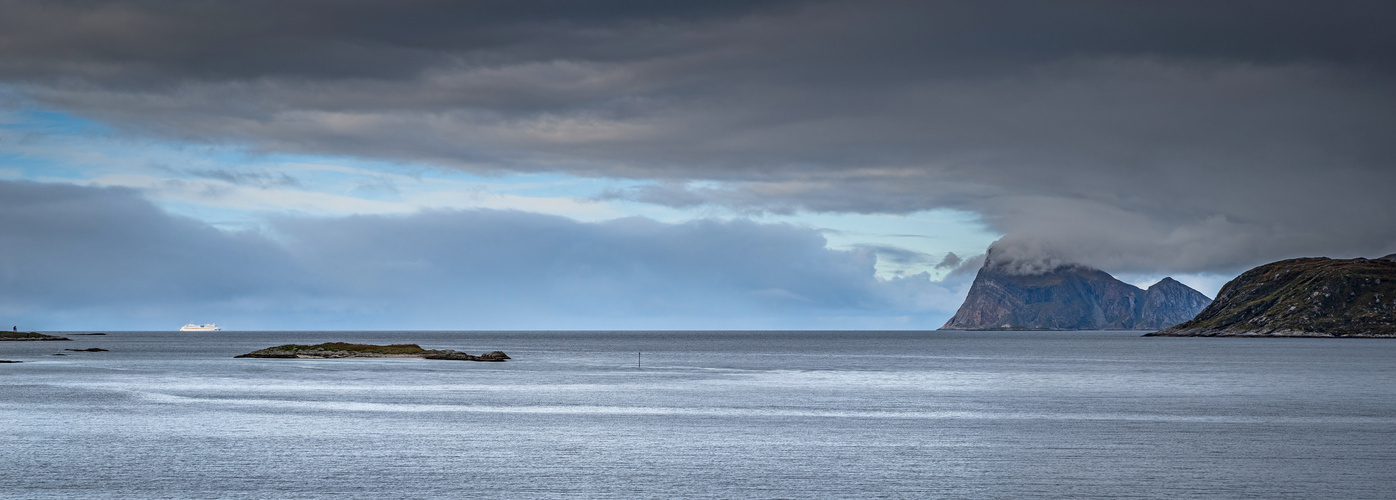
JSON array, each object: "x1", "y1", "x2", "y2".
[{"x1": 638, "y1": 351, "x2": 641, "y2": 369}]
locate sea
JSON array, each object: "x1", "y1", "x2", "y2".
[{"x1": 2, "y1": 330, "x2": 1394, "y2": 499}]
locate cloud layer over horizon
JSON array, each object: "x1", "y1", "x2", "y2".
[{"x1": 0, "y1": 180, "x2": 972, "y2": 330}]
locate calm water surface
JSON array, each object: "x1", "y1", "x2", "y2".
[{"x1": 2, "y1": 330, "x2": 1394, "y2": 499}]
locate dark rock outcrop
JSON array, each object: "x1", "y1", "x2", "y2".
[
  {"x1": 1147, "y1": 257, "x2": 1396, "y2": 337},
  {"x1": 236, "y1": 342, "x2": 508, "y2": 361},
  {"x1": 941, "y1": 251, "x2": 1210, "y2": 330},
  {"x1": 422, "y1": 350, "x2": 509, "y2": 361},
  {"x1": 0, "y1": 331, "x2": 70, "y2": 341}
]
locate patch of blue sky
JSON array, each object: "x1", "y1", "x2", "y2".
[
  {"x1": 0, "y1": 108, "x2": 115, "y2": 179},
  {"x1": 760, "y1": 209, "x2": 999, "y2": 280},
  {"x1": 0, "y1": 113, "x2": 616, "y2": 218},
  {"x1": 0, "y1": 108, "x2": 109, "y2": 134}
]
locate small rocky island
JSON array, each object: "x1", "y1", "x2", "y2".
[
  {"x1": 236, "y1": 342, "x2": 510, "y2": 361},
  {"x1": 0, "y1": 331, "x2": 71, "y2": 341},
  {"x1": 1147, "y1": 255, "x2": 1396, "y2": 337}
]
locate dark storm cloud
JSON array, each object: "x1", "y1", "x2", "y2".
[
  {"x1": 2, "y1": 0, "x2": 1394, "y2": 275},
  {"x1": 0, "y1": 180, "x2": 959, "y2": 329},
  {"x1": 3, "y1": 1, "x2": 1390, "y2": 84},
  {"x1": 0, "y1": 0, "x2": 805, "y2": 84}
]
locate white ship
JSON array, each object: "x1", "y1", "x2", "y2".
[{"x1": 180, "y1": 323, "x2": 221, "y2": 331}]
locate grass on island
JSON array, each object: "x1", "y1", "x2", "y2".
[
  {"x1": 1165, "y1": 257, "x2": 1396, "y2": 336},
  {"x1": 263, "y1": 342, "x2": 432, "y2": 354}
]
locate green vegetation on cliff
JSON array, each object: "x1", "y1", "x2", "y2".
[{"x1": 1148, "y1": 257, "x2": 1396, "y2": 337}]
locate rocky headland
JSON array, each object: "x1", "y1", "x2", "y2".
[
  {"x1": 236, "y1": 342, "x2": 510, "y2": 361},
  {"x1": 1147, "y1": 256, "x2": 1396, "y2": 337},
  {"x1": 0, "y1": 331, "x2": 71, "y2": 341},
  {"x1": 941, "y1": 250, "x2": 1211, "y2": 330}
]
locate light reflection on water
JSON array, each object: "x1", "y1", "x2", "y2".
[{"x1": 3, "y1": 330, "x2": 1395, "y2": 499}]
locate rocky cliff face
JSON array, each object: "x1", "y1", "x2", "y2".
[
  {"x1": 1147, "y1": 257, "x2": 1396, "y2": 337},
  {"x1": 1138, "y1": 277, "x2": 1215, "y2": 328},
  {"x1": 941, "y1": 253, "x2": 1210, "y2": 330}
]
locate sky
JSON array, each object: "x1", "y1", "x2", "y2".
[{"x1": 1, "y1": 0, "x2": 1393, "y2": 330}]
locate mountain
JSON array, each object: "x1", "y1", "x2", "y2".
[
  {"x1": 1137, "y1": 277, "x2": 1215, "y2": 328},
  {"x1": 940, "y1": 253, "x2": 1211, "y2": 330},
  {"x1": 1147, "y1": 256, "x2": 1396, "y2": 337}
]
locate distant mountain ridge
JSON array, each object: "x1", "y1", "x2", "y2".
[
  {"x1": 1148, "y1": 256, "x2": 1396, "y2": 337},
  {"x1": 941, "y1": 251, "x2": 1211, "y2": 330}
]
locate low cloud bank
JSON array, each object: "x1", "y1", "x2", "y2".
[{"x1": 0, "y1": 180, "x2": 973, "y2": 330}]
